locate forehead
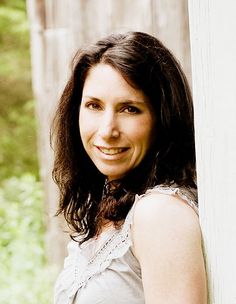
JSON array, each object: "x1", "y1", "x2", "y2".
[{"x1": 82, "y1": 64, "x2": 148, "y2": 102}]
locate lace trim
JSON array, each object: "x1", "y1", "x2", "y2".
[
  {"x1": 54, "y1": 185, "x2": 197, "y2": 304},
  {"x1": 54, "y1": 215, "x2": 133, "y2": 303}
]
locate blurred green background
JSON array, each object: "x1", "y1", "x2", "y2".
[{"x1": 0, "y1": 0, "x2": 55, "y2": 303}]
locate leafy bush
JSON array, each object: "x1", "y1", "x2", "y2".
[
  {"x1": 0, "y1": 1, "x2": 38, "y2": 180},
  {"x1": 0, "y1": 1, "x2": 55, "y2": 303},
  {"x1": 0, "y1": 174, "x2": 56, "y2": 304},
  {"x1": 0, "y1": 99, "x2": 39, "y2": 180}
]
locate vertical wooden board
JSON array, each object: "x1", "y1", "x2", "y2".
[
  {"x1": 69, "y1": 0, "x2": 113, "y2": 47},
  {"x1": 43, "y1": 29, "x2": 72, "y2": 94},
  {"x1": 188, "y1": 0, "x2": 236, "y2": 303},
  {"x1": 69, "y1": 0, "x2": 153, "y2": 51},
  {"x1": 39, "y1": 29, "x2": 73, "y2": 264},
  {"x1": 44, "y1": 0, "x2": 69, "y2": 28},
  {"x1": 68, "y1": 0, "x2": 87, "y2": 50},
  {"x1": 27, "y1": 0, "x2": 72, "y2": 266},
  {"x1": 68, "y1": 0, "x2": 190, "y2": 74},
  {"x1": 152, "y1": 0, "x2": 191, "y2": 82},
  {"x1": 109, "y1": 0, "x2": 153, "y2": 33}
]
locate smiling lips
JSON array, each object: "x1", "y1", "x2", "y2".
[{"x1": 96, "y1": 146, "x2": 128, "y2": 155}]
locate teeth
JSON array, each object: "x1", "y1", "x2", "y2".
[{"x1": 99, "y1": 147, "x2": 125, "y2": 155}]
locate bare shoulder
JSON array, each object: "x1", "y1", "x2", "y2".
[
  {"x1": 133, "y1": 191, "x2": 200, "y2": 241},
  {"x1": 132, "y1": 191, "x2": 207, "y2": 304}
]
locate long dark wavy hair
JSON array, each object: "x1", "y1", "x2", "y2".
[{"x1": 51, "y1": 31, "x2": 197, "y2": 243}]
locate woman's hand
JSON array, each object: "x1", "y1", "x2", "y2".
[{"x1": 132, "y1": 193, "x2": 207, "y2": 304}]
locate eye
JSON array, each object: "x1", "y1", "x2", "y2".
[
  {"x1": 122, "y1": 105, "x2": 141, "y2": 114},
  {"x1": 85, "y1": 102, "x2": 102, "y2": 111}
]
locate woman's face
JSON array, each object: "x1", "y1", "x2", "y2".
[{"x1": 79, "y1": 63, "x2": 156, "y2": 181}]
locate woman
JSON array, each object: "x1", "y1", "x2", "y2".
[{"x1": 53, "y1": 31, "x2": 207, "y2": 304}]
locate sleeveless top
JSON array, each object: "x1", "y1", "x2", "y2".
[{"x1": 54, "y1": 185, "x2": 198, "y2": 304}]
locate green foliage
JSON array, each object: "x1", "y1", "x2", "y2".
[
  {"x1": 0, "y1": 2, "x2": 31, "y2": 81},
  {"x1": 0, "y1": 99, "x2": 39, "y2": 180},
  {"x1": 0, "y1": 0, "x2": 26, "y2": 11},
  {"x1": 0, "y1": 175, "x2": 57, "y2": 304},
  {"x1": 0, "y1": 1, "x2": 55, "y2": 303},
  {"x1": 0, "y1": 0, "x2": 38, "y2": 180}
]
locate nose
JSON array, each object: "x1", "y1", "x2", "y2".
[{"x1": 98, "y1": 110, "x2": 120, "y2": 140}]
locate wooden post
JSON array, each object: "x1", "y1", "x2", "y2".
[
  {"x1": 26, "y1": 0, "x2": 73, "y2": 267},
  {"x1": 151, "y1": 0, "x2": 192, "y2": 84},
  {"x1": 188, "y1": 1, "x2": 236, "y2": 303}
]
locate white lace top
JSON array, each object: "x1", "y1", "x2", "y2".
[{"x1": 54, "y1": 185, "x2": 198, "y2": 304}]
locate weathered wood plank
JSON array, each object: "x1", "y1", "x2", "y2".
[
  {"x1": 152, "y1": 0, "x2": 191, "y2": 82},
  {"x1": 188, "y1": 1, "x2": 236, "y2": 303}
]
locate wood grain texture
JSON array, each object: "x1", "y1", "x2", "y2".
[{"x1": 188, "y1": 1, "x2": 236, "y2": 303}]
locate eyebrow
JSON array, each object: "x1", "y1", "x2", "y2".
[{"x1": 82, "y1": 95, "x2": 146, "y2": 104}]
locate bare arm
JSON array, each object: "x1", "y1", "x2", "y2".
[{"x1": 132, "y1": 193, "x2": 207, "y2": 304}]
